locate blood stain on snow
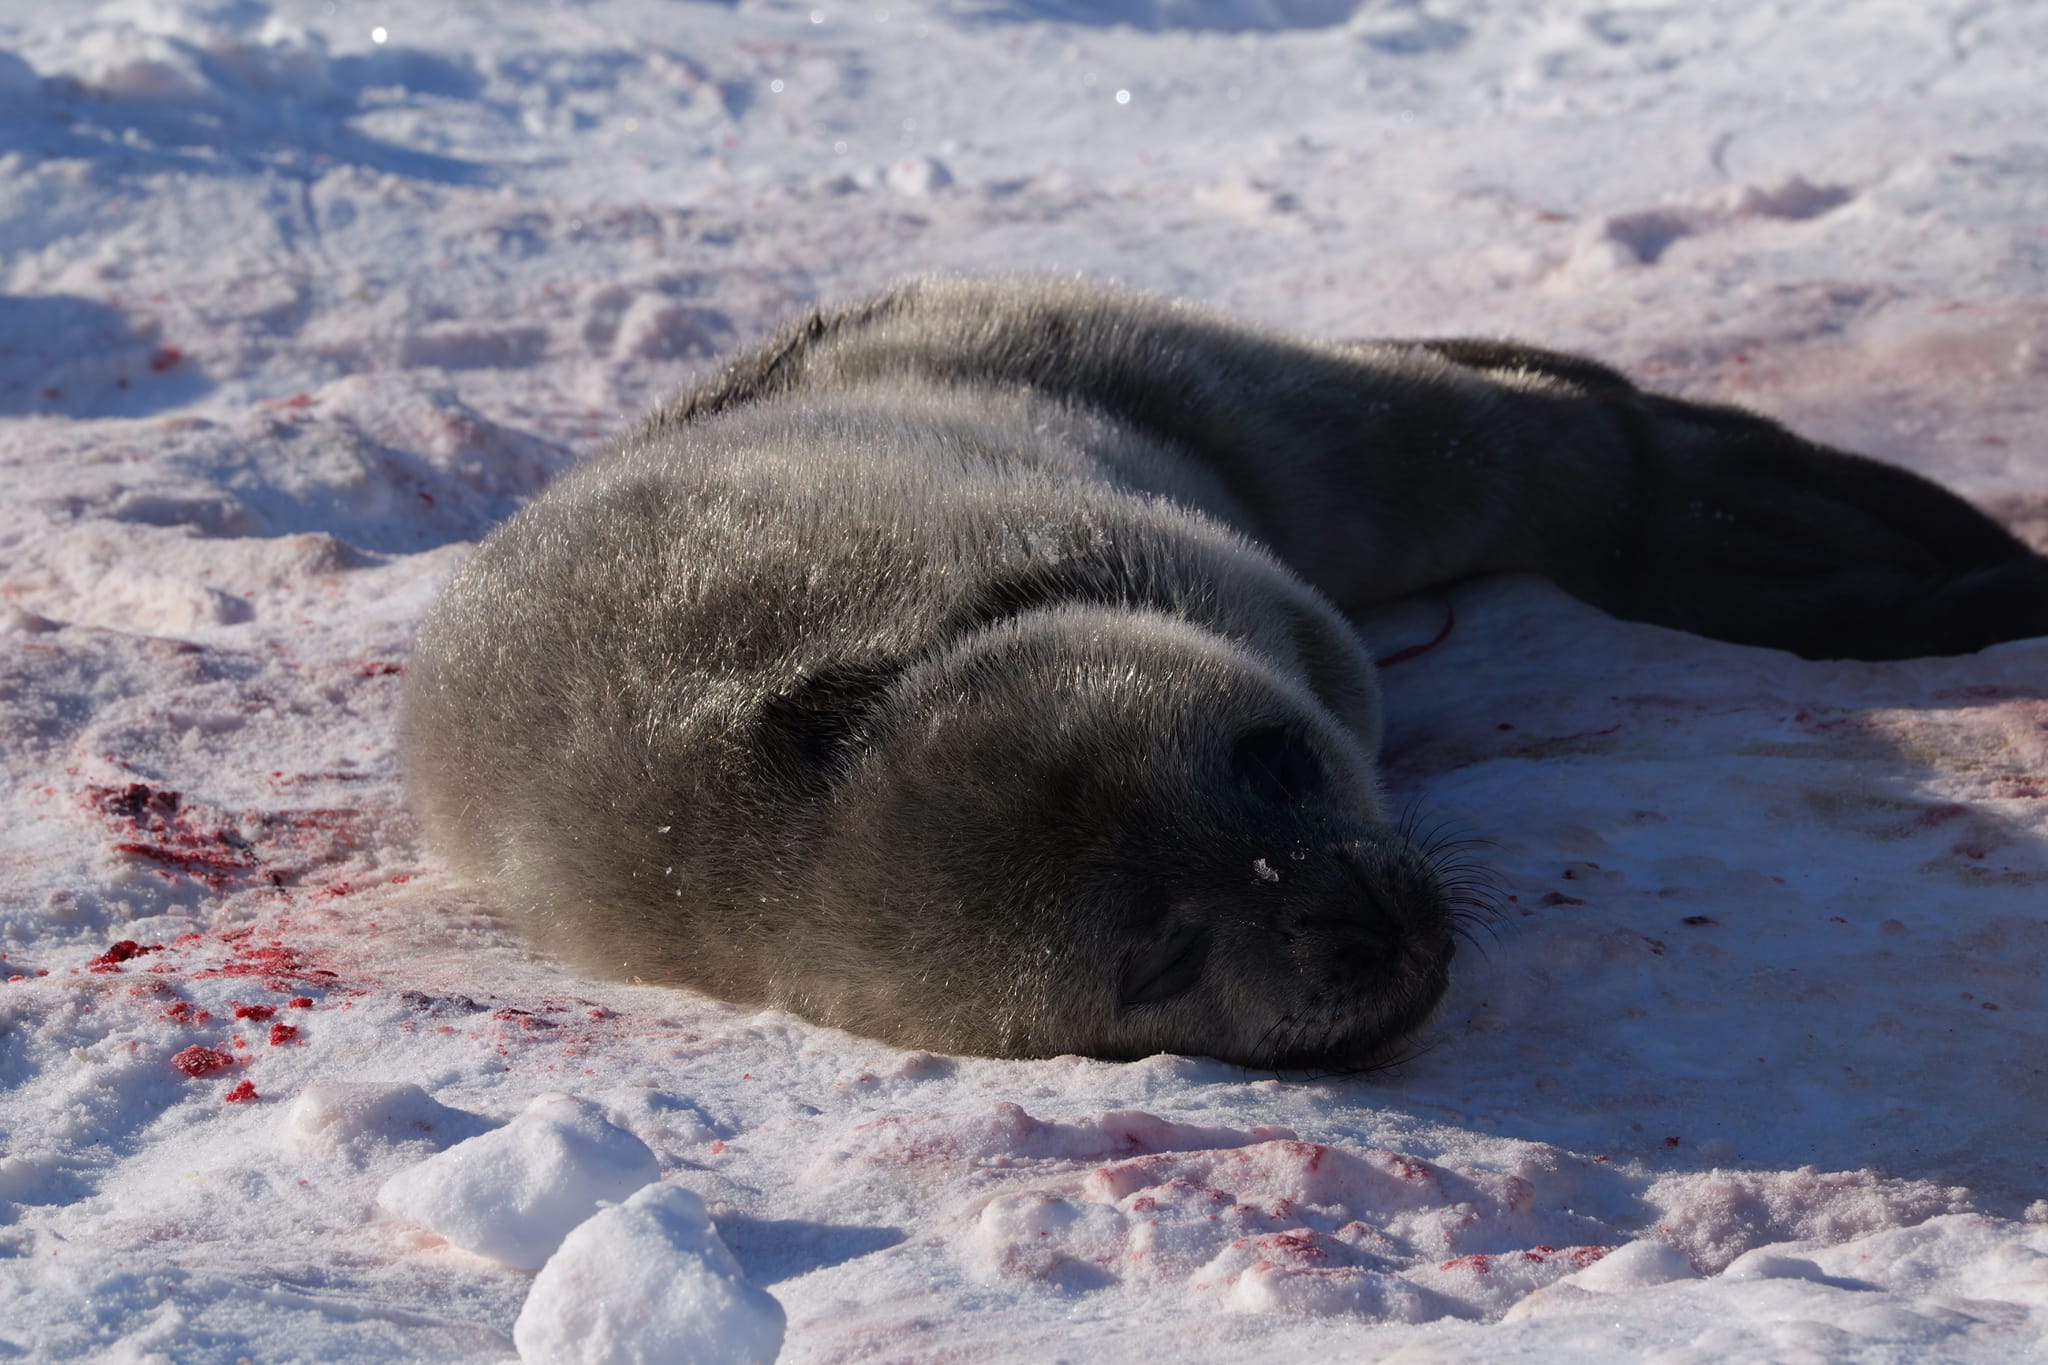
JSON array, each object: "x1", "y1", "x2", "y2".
[
  {"x1": 223, "y1": 1080, "x2": 258, "y2": 1103},
  {"x1": 86, "y1": 783, "x2": 251, "y2": 888},
  {"x1": 171, "y1": 1045, "x2": 237, "y2": 1078},
  {"x1": 268, "y1": 1022, "x2": 300, "y2": 1046},
  {"x1": 149, "y1": 346, "x2": 184, "y2": 372},
  {"x1": 86, "y1": 784, "x2": 369, "y2": 890},
  {"x1": 163, "y1": 1000, "x2": 211, "y2": 1025},
  {"x1": 232, "y1": 1002, "x2": 277, "y2": 1022},
  {"x1": 288, "y1": 996, "x2": 314, "y2": 1008},
  {"x1": 87, "y1": 939, "x2": 164, "y2": 972},
  {"x1": 199, "y1": 941, "x2": 341, "y2": 991}
]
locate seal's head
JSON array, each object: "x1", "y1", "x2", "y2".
[{"x1": 770, "y1": 607, "x2": 1463, "y2": 1070}]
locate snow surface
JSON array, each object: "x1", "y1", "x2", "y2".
[{"x1": 1, "y1": 0, "x2": 2045, "y2": 1360}]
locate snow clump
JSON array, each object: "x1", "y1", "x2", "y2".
[
  {"x1": 375, "y1": 1092, "x2": 660, "y2": 1270},
  {"x1": 514, "y1": 1182, "x2": 785, "y2": 1365}
]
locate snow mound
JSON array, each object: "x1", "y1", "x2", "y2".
[
  {"x1": 376, "y1": 1092, "x2": 660, "y2": 1270},
  {"x1": 964, "y1": 1, "x2": 1362, "y2": 33},
  {"x1": 280, "y1": 1081, "x2": 491, "y2": 1164},
  {"x1": 513, "y1": 1182, "x2": 784, "y2": 1365},
  {"x1": 960, "y1": 1133, "x2": 1616, "y2": 1320},
  {"x1": 44, "y1": 2, "x2": 337, "y2": 105},
  {"x1": 0, "y1": 47, "x2": 39, "y2": 101},
  {"x1": 1555, "y1": 1239, "x2": 1698, "y2": 1293}
]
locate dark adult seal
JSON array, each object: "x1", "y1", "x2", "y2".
[{"x1": 400, "y1": 277, "x2": 2048, "y2": 1069}]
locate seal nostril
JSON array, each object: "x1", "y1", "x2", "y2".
[{"x1": 1231, "y1": 726, "x2": 1325, "y2": 805}]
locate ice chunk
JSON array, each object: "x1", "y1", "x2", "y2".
[
  {"x1": 513, "y1": 1183, "x2": 784, "y2": 1365},
  {"x1": 376, "y1": 1093, "x2": 660, "y2": 1270}
]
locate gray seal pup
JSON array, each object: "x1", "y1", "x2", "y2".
[{"x1": 401, "y1": 276, "x2": 2047, "y2": 1069}]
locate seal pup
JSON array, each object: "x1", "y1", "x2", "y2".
[{"x1": 401, "y1": 276, "x2": 2048, "y2": 1069}]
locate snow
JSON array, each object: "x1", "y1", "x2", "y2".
[
  {"x1": 514, "y1": 1182, "x2": 785, "y2": 1365},
  {"x1": 0, "y1": 0, "x2": 2043, "y2": 1361},
  {"x1": 375, "y1": 1092, "x2": 661, "y2": 1271}
]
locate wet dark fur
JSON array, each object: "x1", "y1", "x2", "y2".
[{"x1": 402, "y1": 277, "x2": 2047, "y2": 1068}]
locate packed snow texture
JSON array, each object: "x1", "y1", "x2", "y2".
[
  {"x1": 1, "y1": 0, "x2": 2045, "y2": 1361},
  {"x1": 375, "y1": 1092, "x2": 661, "y2": 1270},
  {"x1": 514, "y1": 1182, "x2": 786, "y2": 1365}
]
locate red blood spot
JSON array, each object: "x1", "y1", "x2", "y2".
[
  {"x1": 223, "y1": 1079, "x2": 258, "y2": 1104},
  {"x1": 1441, "y1": 1253, "x2": 1491, "y2": 1273},
  {"x1": 708, "y1": 1140, "x2": 726, "y2": 1154},
  {"x1": 162, "y1": 1000, "x2": 211, "y2": 1025},
  {"x1": 359, "y1": 661, "x2": 404, "y2": 678},
  {"x1": 149, "y1": 345, "x2": 183, "y2": 372},
  {"x1": 1662, "y1": 1135, "x2": 1681, "y2": 1148},
  {"x1": 232, "y1": 1002, "x2": 277, "y2": 1022},
  {"x1": 171, "y1": 1045, "x2": 236, "y2": 1078},
  {"x1": 277, "y1": 392, "x2": 315, "y2": 408},
  {"x1": 41, "y1": 386, "x2": 62, "y2": 401},
  {"x1": 268, "y1": 1022, "x2": 299, "y2": 1046},
  {"x1": 288, "y1": 996, "x2": 314, "y2": 1009},
  {"x1": 88, "y1": 939, "x2": 164, "y2": 972}
]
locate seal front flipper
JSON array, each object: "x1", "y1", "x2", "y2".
[{"x1": 1544, "y1": 389, "x2": 2048, "y2": 660}]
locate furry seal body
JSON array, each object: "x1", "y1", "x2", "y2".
[{"x1": 402, "y1": 277, "x2": 2048, "y2": 1068}]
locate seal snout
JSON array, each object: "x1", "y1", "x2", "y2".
[{"x1": 1225, "y1": 833, "x2": 1459, "y2": 1070}]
